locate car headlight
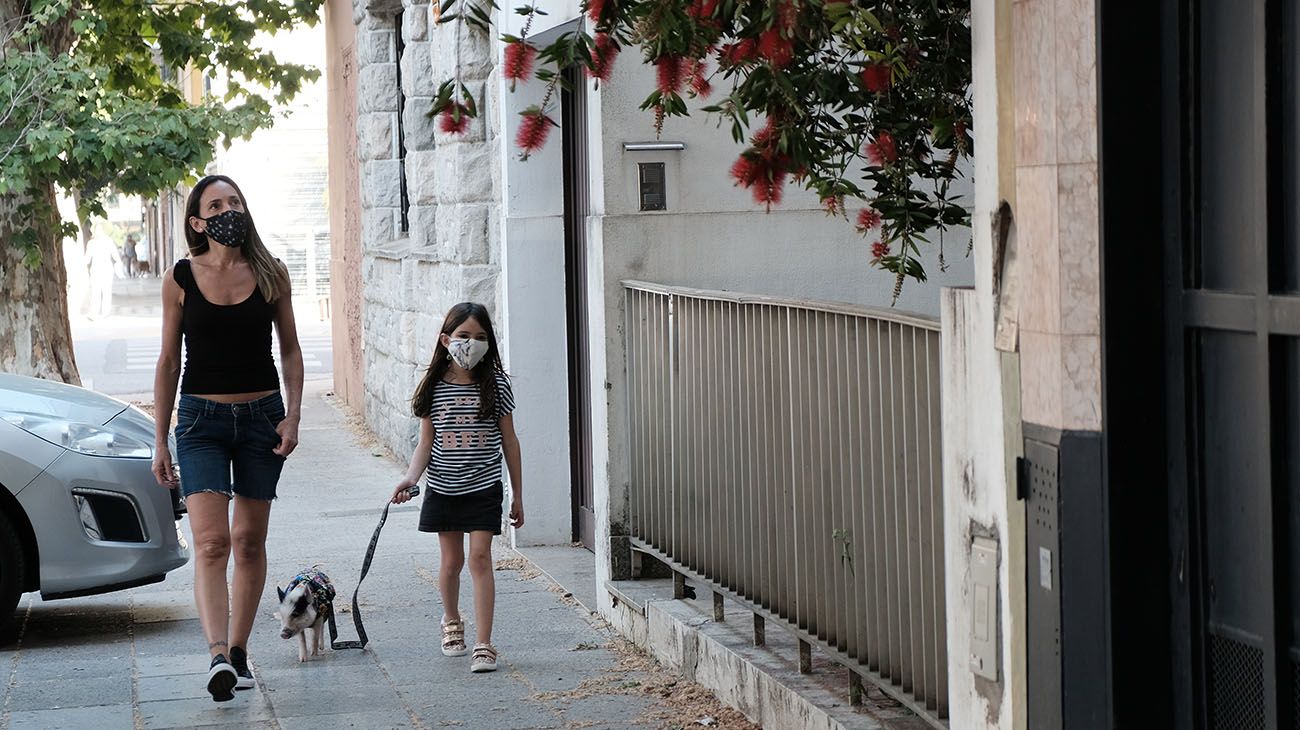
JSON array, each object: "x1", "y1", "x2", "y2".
[{"x1": 1, "y1": 411, "x2": 153, "y2": 458}]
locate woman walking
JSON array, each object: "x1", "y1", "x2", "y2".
[{"x1": 151, "y1": 175, "x2": 304, "y2": 702}]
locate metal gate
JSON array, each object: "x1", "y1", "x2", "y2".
[{"x1": 1164, "y1": 0, "x2": 1300, "y2": 726}]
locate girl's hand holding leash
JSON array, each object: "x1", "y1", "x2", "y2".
[
  {"x1": 391, "y1": 478, "x2": 420, "y2": 504},
  {"x1": 509, "y1": 497, "x2": 524, "y2": 528}
]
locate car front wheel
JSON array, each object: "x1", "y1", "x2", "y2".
[{"x1": 0, "y1": 511, "x2": 25, "y2": 643}]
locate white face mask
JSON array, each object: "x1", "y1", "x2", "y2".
[{"x1": 447, "y1": 338, "x2": 489, "y2": 370}]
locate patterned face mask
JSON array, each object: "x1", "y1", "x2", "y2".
[
  {"x1": 448, "y1": 338, "x2": 489, "y2": 370},
  {"x1": 201, "y1": 209, "x2": 249, "y2": 248}
]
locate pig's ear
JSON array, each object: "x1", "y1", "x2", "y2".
[{"x1": 277, "y1": 587, "x2": 285, "y2": 603}]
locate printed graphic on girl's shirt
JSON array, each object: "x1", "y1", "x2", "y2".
[{"x1": 424, "y1": 371, "x2": 515, "y2": 496}]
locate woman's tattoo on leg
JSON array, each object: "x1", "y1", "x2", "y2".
[{"x1": 209, "y1": 640, "x2": 229, "y2": 650}]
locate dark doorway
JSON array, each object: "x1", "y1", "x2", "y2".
[
  {"x1": 1104, "y1": 0, "x2": 1300, "y2": 726},
  {"x1": 562, "y1": 65, "x2": 595, "y2": 551}
]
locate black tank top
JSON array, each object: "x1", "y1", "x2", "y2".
[{"x1": 175, "y1": 259, "x2": 280, "y2": 395}]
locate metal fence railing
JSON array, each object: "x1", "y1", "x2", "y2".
[{"x1": 623, "y1": 280, "x2": 948, "y2": 724}]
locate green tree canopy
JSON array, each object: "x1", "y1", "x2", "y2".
[{"x1": 0, "y1": 0, "x2": 324, "y2": 262}]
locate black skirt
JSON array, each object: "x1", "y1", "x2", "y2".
[{"x1": 418, "y1": 481, "x2": 504, "y2": 534}]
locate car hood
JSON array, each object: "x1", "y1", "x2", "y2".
[{"x1": 0, "y1": 373, "x2": 128, "y2": 426}]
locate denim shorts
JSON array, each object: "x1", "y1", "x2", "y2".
[{"x1": 175, "y1": 392, "x2": 287, "y2": 501}]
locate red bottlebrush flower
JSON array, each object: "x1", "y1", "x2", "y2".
[
  {"x1": 758, "y1": 28, "x2": 794, "y2": 67},
  {"x1": 504, "y1": 41, "x2": 537, "y2": 87},
  {"x1": 861, "y1": 63, "x2": 891, "y2": 93},
  {"x1": 731, "y1": 155, "x2": 759, "y2": 187},
  {"x1": 752, "y1": 169, "x2": 786, "y2": 207},
  {"x1": 731, "y1": 152, "x2": 788, "y2": 211},
  {"x1": 775, "y1": 0, "x2": 797, "y2": 32},
  {"x1": 655, "y1": 55, "x2": 684, "y2": 94},
  {"x1": 688, "y1": 60, "x2": 711, "y2": 97},
  {"x1": 867, "y1": 132, "x2": 898, "y2": 166},
  {"x1": 870, "y1": 240, "x2": 890, "y2": 261},
  {"x1": 688, "y1": 0, "x2": 718, "y2": 20},
  {"x1": 586, "y1": 0, "x2": 606, "y2": 24},
  {"x1": 587, "y1": 33, "x2": 619, "y2": 81},
  {"x1": 719, "y1": 39, "x2": 758, "y2": 66},
  {"x1": 439, "y1": 103, "x2": 472, "y2": 135},
  {"x1": 751, "y1": 118, "x2": 780, "y2": 150},
  {"x1": 516, "y1": 111, "x2": 554, "y2": 157},
  {"x1": 856, "y1": 208, "x2": 883, "y2": 232},
  {"x1": 821, "y1": 195, "x2": 843, "y2": 216}
]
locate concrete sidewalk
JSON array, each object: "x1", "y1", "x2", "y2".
[{"x1": 1, "y1": 382, "x2": 755, "y2": 730}]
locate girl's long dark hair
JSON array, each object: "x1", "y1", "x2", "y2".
[
  {"x1": 184, "y1": 175, "x2": 286, "y2": 302},
  {"x1": 411, "y1": 302, "x2": 505, "y2": 420}
]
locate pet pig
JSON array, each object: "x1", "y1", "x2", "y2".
[{"x1": 275, "y1": 567, "x2": 336, "y2": 662}]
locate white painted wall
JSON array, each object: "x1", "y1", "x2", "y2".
[
  {"x1": 939, "y1": 0, "x2": 1020, "y2": 727},
  {"x1": 497, "y1": 31, "x2": 574, "y2": 548}
]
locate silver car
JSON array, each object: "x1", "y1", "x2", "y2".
[{"x1": 0, "y1": 374, "x2": 190, "y2": 635}]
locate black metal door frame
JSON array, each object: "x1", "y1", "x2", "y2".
[
  {"x1": 561, "y1": 66, "x2": 595, "y2": 551},
  {"x1": 1152, "y1": 0, "x2": 1299, "y2": 726}
]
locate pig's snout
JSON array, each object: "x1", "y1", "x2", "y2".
[{"x1": 281, "y1": 627, "x2": 297, "y2": 639}]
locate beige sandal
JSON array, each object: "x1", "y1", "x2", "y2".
[
  {"x1": 470, "y1": 642, "x2": 498, "y2": 673},
  {"x1": 441, "y1": 618, "x2": 469, "y2": 657}
]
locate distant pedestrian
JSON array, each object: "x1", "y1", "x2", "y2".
[
  {"x1": 151, "y1": 174, "x2": 305, "y2": 702},
  {"x1": 135, "y1": 235, "x2": 150, "y2": 276},
  {"x1": 123, "y1": 235, "x2": 138, "y2": 277},
  {"x1": 390, "y1": 302, "x2": 524, "y2": 673},
  {"x1": 84, "y1": 229, "x2": 121, "y2": 319}
]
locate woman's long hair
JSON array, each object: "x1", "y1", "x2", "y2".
[
  {"x1": 184, "y1": 175, "x2": 286, "y2": 302},
  {"x1": 411, "y1": 303, "x2": 505, "y2": 420}
]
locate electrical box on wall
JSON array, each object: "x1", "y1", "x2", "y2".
[
  {"x1": 970, "y1": 535, "x2": 1000, "y2": 681},
  {"x1": 638, "y1": 162, "x2": 666, "y2": 211}
]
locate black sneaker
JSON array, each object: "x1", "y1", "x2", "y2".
[
  {"x1": 207, "y1": 654, "x2": 237, "y2": 702},
  {"x1": 229, "y1": 646, "x2": 255, "y2": 690}
]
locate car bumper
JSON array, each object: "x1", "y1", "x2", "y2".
[{"x1": 16, "y1": 451, "x2": 190, "y2": 597}]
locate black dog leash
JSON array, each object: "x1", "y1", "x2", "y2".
[{"x1": 328, "y1": 486, "x2": 417, "y2": 650}]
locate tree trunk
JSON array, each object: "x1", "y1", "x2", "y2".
[{"x1": 0, "y1": 184, "x2": 81, "y2": 384}]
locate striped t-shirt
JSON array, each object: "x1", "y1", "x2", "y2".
[{"x1": 424, "y1": 371, "x2": 515, "y2": 495}]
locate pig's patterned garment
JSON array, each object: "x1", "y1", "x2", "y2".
[{"x1": 288, "y1": 567, "x2": 336, "y2": 620}]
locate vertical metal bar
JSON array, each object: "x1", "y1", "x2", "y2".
[
  {"x1": 789, "y1": 307, "x2": 806, "y2": 630},
  {"x1": 893, "y1": 321, "x2": 912, "y2": 691},
  {"x1": 799, "y1": 638, "x2": 813, "y2": 674},
  {"x1": 826, "y1": 312, "x2": 842, "y2": 650},
  {"x1": 852, "y1": 317, "x2": 872, "y2": 667},
  {"x1": 685, "y1": 297, "x2": 698, "y2": 572},
  {"x1": 863, "y1": 318, "x2": 882, "y2": 672},
  {"x1": 627, "y1": 290, "x2": 638, "y2": 539},
  {"x1": 713, "y1": 591, "x2": 725, "y2": 622},
  {"x1": 906, "y1": 326, "x2": 924, "y2": 701},
  {"x1": 674, "y1": 569, "x2": 686, "y2": 600},
  {"x1": 754, "y1": 614, "x2": 766, "y2": 646},
  {"x1": 738, "y1": 303, "x2": 752, "y2": 602},
  {"x1": 767, "y1": 306, "x2": 780, "y2": 616},
  {"x1": 656, "y1": 292, "x2": 667, "y2": 551},
  {"x1": 721, "y1": 300, "x2": 732, "y2": 589},
  {"x1": 885, "y1": 320, "x2": 901, "y2": 683},
  {"x1": 668, "y1": 294, "x2": 679, "y2": 561},
  {"x1": 810, "y1": 310, "x2": 827, "y2": 642},
  {"x1": 838, "y1": 315, "x2": 858, "y2": 659},
  {"x1": 823, "y1": 311, "x2": 842, "y2": 649},
  {"x1": 914, "y1": 325, "x2": 934, "y2": 708},
  {"x1": 930, "y1": 329, "x2": 949, "y2": 716}
]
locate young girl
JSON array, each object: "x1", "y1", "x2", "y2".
[{"x1": 391, "y1": 302, "x2": 523, "y2": 673}]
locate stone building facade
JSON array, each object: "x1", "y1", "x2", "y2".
[{"x1": 345, "y1": 0, "x2": 503, "y2": 456}]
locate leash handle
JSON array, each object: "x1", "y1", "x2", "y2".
[{"x1": 330, "y1": 492, "x2": 408, "y2": 650}]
